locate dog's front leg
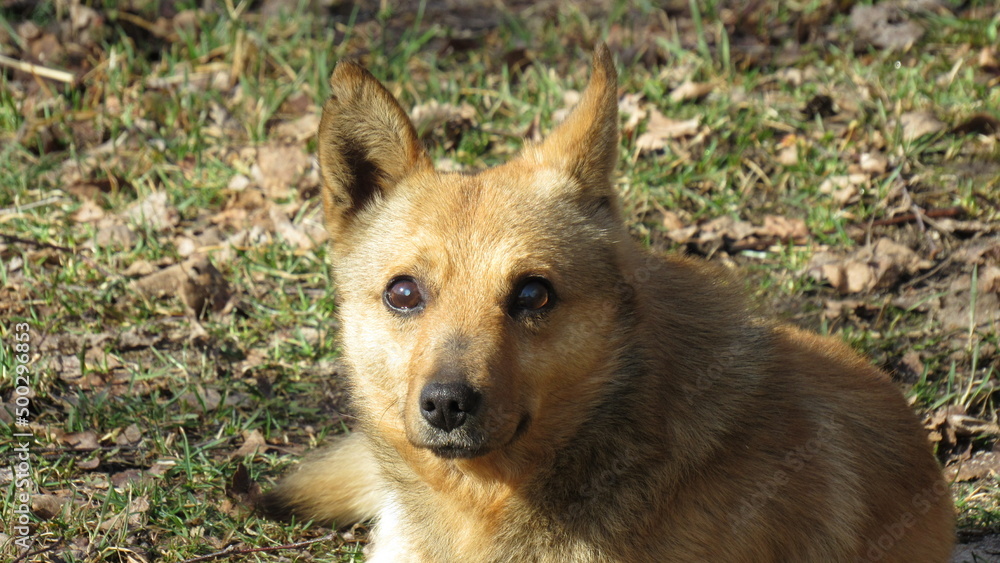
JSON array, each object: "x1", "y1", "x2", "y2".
[{"x1": 259, "y1": 431, "x2": 384, "y2": 526}]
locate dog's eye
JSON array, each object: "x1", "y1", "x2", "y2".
[
  {"x1": 512, "y1": 278, "x2": 553, "y2": 314},
  {"x1": 385, "y1": 277, "x2": 424, "y2": 312}
]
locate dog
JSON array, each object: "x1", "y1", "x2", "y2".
[{"x1": 259, "y1": 43, "x2": 955, "y2": 562}]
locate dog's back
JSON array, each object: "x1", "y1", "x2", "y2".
[{"x1": 260, "y1": 44, "x2": 954, "y2": 562}]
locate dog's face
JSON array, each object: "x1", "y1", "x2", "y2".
[{"x1": 319, "y1": 47, "x2": 631, "y2": 465}]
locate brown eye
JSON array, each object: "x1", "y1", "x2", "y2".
[
  {"x1": 512, "y1": 278, "x2": 553, "y2": 314},
  {"x1": 385, "y1": 277, "x2": 424, "y2": 312}
]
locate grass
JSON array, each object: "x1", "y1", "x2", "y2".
[{"x1": 1, "y1": 0, "x2": 999, "y2": 560}]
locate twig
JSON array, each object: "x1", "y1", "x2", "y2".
[
  {"x1": 0, "y1": 232, "x2": 113, "y2": 278},
  {"x1": 901, "y1": 187, "x2": 927, "y2": 233},
  {"x1": 31, "y1": 444, "x2": 146, "y2": 457},
  {"x1": 177, "y1": 533, "x2": 338, "y2": 563},
  {"x1": 866, "y1": 207, "x2": 962, "y2": 228},
  {"x1": 0, "y1": 232, "x2": 79, "y2": 254},
  {"x1": 901, "y1": 255, "x2": 954, "y2": 290},
  {"x1": 0, "y1": 196, "x2": 65, "y2": 216},
  {"x1": 901, "y1": 186, "x2": 941, "y2": 255},
  {"x1": 0, "y1": 54, "x2": 76, "y2": 84},
  {"x1": 12, "y1": 539, "x2": 66, "y2": 563}
]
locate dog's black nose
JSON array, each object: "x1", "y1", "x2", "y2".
[{"x1": 420, "y1": 382, "x2": 480, "y2": 431}]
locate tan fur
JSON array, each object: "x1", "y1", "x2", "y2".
[{"x1": 259, "y1": 44, "x2": 955, "y2": 562}]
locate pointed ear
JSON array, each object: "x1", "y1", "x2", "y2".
[
  {"x1": 318, "y1": 61, "x2": 432, "y2": 241},
  {"x1": 530, "y1": 43, "x2": 619, "y2": 197}
]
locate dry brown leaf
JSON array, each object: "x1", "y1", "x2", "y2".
[
  {"x1": 71, "y1": 199, "x2": 105, "y2": 223},
  {"x1": 175, "y1": 226, "x2": 224, "y2": 258},
  {"x1": 99, "y1": 496, "x2": 150, "y2": 531},
  {"x1": 214, "y1": 225, "x2": 272, "y2": 265},
  {"x1": 78, "y1": 456, "x2": 101, "y2": 470},
  {"x1": 859, "y1": 152, "x2": 888, "y2": 175},
  {"x1": 899, "y1": 111, "x2": 946, "y2": 142},
  {"x1": 618, "y1": 93, "x2": 646, "y2": 136},
  {"x1": 947, "y1": 451, "x2": 1000, "y2": 482},
  {"x1": 232, "y1": 429, "x2": 268, "y2": 458},
  {"x1": 702, "y1": 216, "x2": 756, "y2": 241},
  {"x1": 111, "y1": 469, "x2": 147, "y2": 489},
  {"x1": 895, "y1": 350, "x2": 925, "y2": 380},
  {"x1": 980, "y1": 266, "x2": 1000, "y2": 294},
  {"x1": 31, "y1": 494, "x2": 66, "y2": 520},
  {"x1": 806, "y1": 238, "x2": 931, "y2": 294},
  {"x1": 122, "y1": 259, "x2": 159, "y2": 278},
  {"x1": 254, "y1": 142, "x2": 310, "y2": 200},
  {"x1": 228, "y1": 173, "x2": 252, "y2": 191},
  {"x1": 409, "y1": 100, "x2": 476, "y2": 139},
  {"x1": 269, "y1": 205, "x2": 326, "y2": 250},
  {"x1": 925, "y1": 405, "x2": 963, "y2": 446},
  {"x1": 133, "y1": 255, "x2": 232, "y2": 318},
  {"x1": 212, "y1": 187, "x2": 268, "y2": 231},
  {"x1": 759, "y1": 215, "x2": 809, "y2": 242},
  {"x1": 172, "y1": 10, "x2": 201, "y2": 33},
  {"x1": 667, "y1": 214, "x2": 809, "y2": 252},
  {"x1": 270, "y1": 113, "x2": 321, "y2": 142},
  {"x1": 124, "y1": 192, "x2": 179, "y2": 232},
  {"x1": 118, "y1": 323, "x2": 168, "y2": 349},
  {"x1": 952, "y1": 237, "x2": 1000, "y2": 265},
  {"x1": 63, "y1": 430, "x2": 100, "y2": 450},
  {"x1": 147, "y1": 460, "x2": 175, "y2": 477},
  {"x1": 927, "y1": 406, "x2": 1000, "y2": 447},
  {"x1": 147, "y1": 67, "x2": 231, "y2": 92},
  {"x1": 777, "y1": 144, "x2": 798, "y2": 166},
  {"x1": 931, "y1": 219, "x2": 1000, "y2": 236},
  {"x1": 47, "y1": 344, "x2": 125, "y2": 384},
  {"x1": 822, "y1": 299, "x2": 870, "y2": 320},
  {"x1": 636, "y1": 109, "x2": 700, "y2": 152},
  {"x1": 850, "y1": 4, "x2": 924, "y2": 51},
  {"x1": 551, "y1": 90, "x2": 582, "y2": 125},
  {"x1": 665, "y1": 226, "x2": 699, "y2": 244},
  {"x1": 178, "y1": 386, "x2": 222, "y2": 412},
  {"x1": 933, "y1": 273, "x2": 1000, "y2": 330},
  {"x1": 660, "y1": 210, "x2": 684, "y2": 231},
  {"x1": 116, "y1": 423, "x2": 143, "y2": 446},
  {"x1": 819, "y1": 174, "x2": 868, "y2": 206},
  {"x1": 226, "y1": 462, "x2": 263, "y2": 509},
  {"x1": 669, "y1": 80, "x2": 713, "y2": 103},
  {"x1": 979, "y1": 46, "x2": 1000, "y2": 72},
  {"x1": 23, "y1": 26, "x2": 65, "y2": 67},
  {"x1": 92, "y1": 218, "x2": 138, "y2": 250},
  {"x1": 62, "y1": 2, "x2": 104, "y2": 47}
]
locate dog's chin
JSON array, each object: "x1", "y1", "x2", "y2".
[
  {"x1": 429, "y1": 444, "x2": 490, "y2": 459},
  {"x1": 418, "y1": 415, "x2": 532, "y2": 460}
]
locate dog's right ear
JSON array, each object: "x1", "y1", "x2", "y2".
[{"x1": 318, "y1": 62, "x2": 432, "y2": 242}]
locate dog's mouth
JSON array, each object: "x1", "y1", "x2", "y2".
[
  {"x1": 423, "y1": 414, "x2": 532, "y2": 459},
  {"x1": 429, "y1": 443, "x2": 485, "y2": 459}
]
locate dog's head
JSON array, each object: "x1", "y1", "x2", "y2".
[{"x1": 319, "y1": 45, "x2": 633, "y2": 467}]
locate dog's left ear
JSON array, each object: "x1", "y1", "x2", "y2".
[{"x1": 527, "y1": 43, "x2": 619, "y2": 202}]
